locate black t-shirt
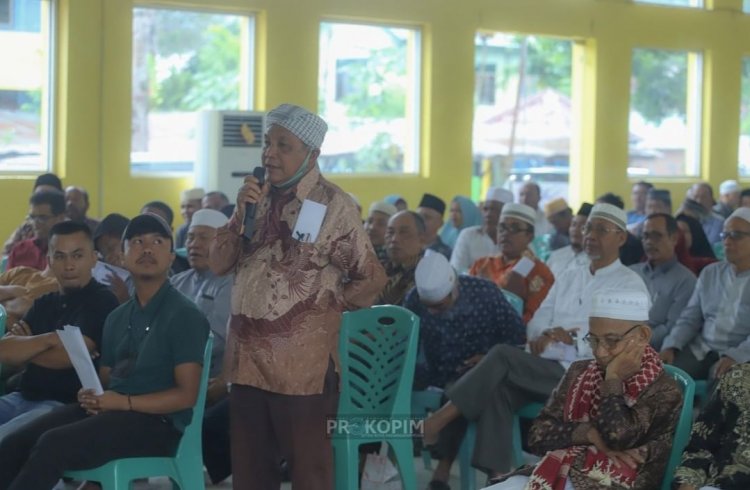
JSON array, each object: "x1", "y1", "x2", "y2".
[{"x1": 20, "y1": 279, "x2": 119, "y2": 403}]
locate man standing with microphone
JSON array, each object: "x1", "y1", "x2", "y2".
[{"x1": 210, "y1": 104, "x2": 386, "y2": 489}]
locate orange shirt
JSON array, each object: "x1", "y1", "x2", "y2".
[{"x1": 469, "y1": 254, "x2": 554, "y2": 323}]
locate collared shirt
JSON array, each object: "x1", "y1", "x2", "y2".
[
  {"x1": 377, "y1": 257, "x2": 420, "y2": 306},
  {"x1": 527, "y1": 259, "x2": 649, "y2": 366},
  {"x1": 7, "y1": 238, "x2": 48, "y2": 271},
  {"x1": 427, "y1": 235, "x2": 452, "y2": 260},
  {"x1": 534, "y1": 208, "x2": 553, "y2": 237},
  {"x1": 101, "y1": 281, "x2": 209, "y2": 431},
  {"x1": 700, "y1": 214, "x2": 724, "y2": 245},
  {"x1": 546, "y1": 245, "x2": 589, "y2": 279},
  {"x1": 468, "y1": 254, "x2": 555, "y2": 324},
  {"x1": 19, "y1": 279, "x2": 119, "y2": 403},
  {"x1": 210, "y1": 165, "x2": 386, "y2": 395},
  {"x1": 405, "y1": 275, "x2": 526, "y2": 388},
  {"x1": 629, "y1": 257, "x2": 696, "y2": 350},
  {"x1": 662, "y1": 261, "x2": 750, "y2": 363},
  {"x1": 171, "y1": 268, "x2": 233, "y2": 377},
  {"x1": 450, "y1": 225, "x2": 498, "y2": 274},
  {"x1": 626, "y1": 209, "x2": 646, "y2": 226}
]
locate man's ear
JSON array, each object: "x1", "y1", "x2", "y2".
[{"x1": 638, "y1": 324, "x2": 652, "y2": 345}]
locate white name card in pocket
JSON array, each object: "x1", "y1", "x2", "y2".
[{"x1": 292, "y1": 199, "x2": 327, "y2": 243}]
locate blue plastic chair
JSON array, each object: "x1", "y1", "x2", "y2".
[
  {"x1": 510, "y1": 402, "x2": 545, "y2": 468},
  {"x1": 333, "y1": 306, "x2": 420, "y2": 490},
  {"x1": 661, "y1": 365, "x2": 695, "y2": 490},
  {"x1": 64, "y1": 334, "x2": 214, "y2": 490}
]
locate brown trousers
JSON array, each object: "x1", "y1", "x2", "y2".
[{"x1": 230, "y1": 361, "x2": 339, "y2": 490}]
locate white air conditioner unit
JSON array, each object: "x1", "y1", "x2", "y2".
[{"x1": 195, "y1": 110, "x2": 266, "y2": 197}]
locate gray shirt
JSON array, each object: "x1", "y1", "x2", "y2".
[
  {"x1": 629, "y1": 257, "x2": 696, "y2": 350},
  {"x1": 171, "y1": 268, "x2": 233, "y2": 376},
  {"x1": 662, "y1": 261, "x2": 750, "y2": 363}
]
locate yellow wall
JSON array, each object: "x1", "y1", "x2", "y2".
[{"x1": 1, "y1": 0, "x2": 749, "y2": 241}]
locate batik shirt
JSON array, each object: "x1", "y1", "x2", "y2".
[{"x1": 210, "y1": 165, "x2": 386, "y2": 395}]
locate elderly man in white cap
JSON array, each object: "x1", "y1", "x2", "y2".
[
  {"x1": 365, "y1": 200, "x2": 398, "y2": 265},
  {"x1": 451, "y1": 186, "x2": 514, "y2": 274},
  {"x1": 714, "y1": 179, "x2": 742, "y2": 219},
  {"x1": 470, "y1": 203, "x2": 555, "y2": 324},
  {"x1": 485, "y1": 290, "x2": 682, "y2": 490},
  {"x1": 661, "y1": 206, "x2": 750, "y2": 381},
  {"x1": 423, "y1": 203, "x2": 648, "y2": 481},
  {"x1": 210, "y1": 103, "x2": 386, "y2": 490},
  {"x1": 171, "y1": 209, "x2": 231, "y2": 377},
  {"x1": 407, "y1": 253, "x2": 525, "y2": 489},
  {"x1": 175, "y1": 187, "x2": 205, "y2": 249}
]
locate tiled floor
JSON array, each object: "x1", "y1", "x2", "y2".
[{"x1": 63, "y1": 457, "x2": 482, "y2": 489}]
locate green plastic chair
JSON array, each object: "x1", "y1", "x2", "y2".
[
  {"x1": 64, "y1": 334, "x2": 214, "y2": 490},
  {"x1": 531, "y1": 235, "x2": 551, "y2": 262},
  {"x1": 175, "y1": 247, "x2": 188, "y2": 259},
  {"x1": 661, "y1": 364, "x2": 695, "y2": 490},
  {"x1": 0, "y1": 256, "x2": 7, "y2": 273},
  {"x1": 712, "y1": 242, "x2": 725, "y2": 261},
  {"x1": 510, "y1": 401, "x2": 545, "y2": 468},
  {"x1": 333, "y1": 305, "x2": 420, "y2": 490}
]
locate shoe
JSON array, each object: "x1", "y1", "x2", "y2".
[{"x1": 427, "y1": 480, "x2": 451, "y2": 490}]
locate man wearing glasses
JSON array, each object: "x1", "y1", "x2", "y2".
[
  {"x1": 469, "y1": 203, "x2": 555, "y2": 324},
  {"x1": 661, "y1": 206, "x2": 750, "y2": 381},
  {"x1": 486, "y1": 290, "x2": 682, "y2": 490},
  {"x1": 7, "y1": 191, "x2": 66, "y2": 271},
  {"x1": 422, "y1": 203, "x2": 649, "y2": 481},
  {"x1": 630, "y1": 213, "x2": 696, "y2": 350}
]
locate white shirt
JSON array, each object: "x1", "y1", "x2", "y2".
[
  {"x1": 450, "y1": 225, "x2": 498, "y2": 274},
  {"x1": 546, "y1": 245, "x2": 589, "y2": 279},
  {"x1": 527, "y1": 258, "x2": 649, "y2": 366}
]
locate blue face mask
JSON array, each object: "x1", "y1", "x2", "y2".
[{"x1": 271, "y1": 149, "x2": 314, "y2": 191}]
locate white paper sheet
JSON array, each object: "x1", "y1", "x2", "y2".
[
  {"x1": 512, "y1": 256, "x2": 535, "y2": 278},
  {"x1": 292, "y1": 199, "x2": 327, "y2": 243},
  {"x1": 57, "y1": 325, "x2": 103, "y2": 395}
]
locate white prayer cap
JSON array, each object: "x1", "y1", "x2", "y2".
[
  {"x1": 416, "y1": 253, "x2": 457, "y2": 303},
  {"x1": 500, "y1": 203, "x2": 536, "y2": 226},
  {"x1": 267, "y1": 104, "x2": 328, "y2": 149},
  {"x1": 728, "y1": 206, "x2": 750, "y2": 225},
  {"x1": 589, "y1": 203, "x2": 627, "y2": 231},
  {"x1": 720, "y1": 179, "x2": 741, "y2": 195},
  {"x1": 369, "y1": 201, "x2": 398, "y2": 217},
  {"x1": 181, "y1": 187, "x2": 205, "y2": 202},
  {"x1": 189, "y1": 209, "x2": 228, "y2": 230},
  {"x1": 590, "y1": 290, "x2": 650, "y2": 322},
  {"x1": 485, "y1": 187, "x2": 513, "y2": 204}
]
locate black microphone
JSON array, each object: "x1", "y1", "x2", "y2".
[{"x1": 242, "y1": 166, "x2": 266, "y2": 240}]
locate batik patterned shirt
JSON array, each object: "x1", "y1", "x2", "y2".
[{"x1": 210, "y1": 165, "x2": 386, "y2": 395}]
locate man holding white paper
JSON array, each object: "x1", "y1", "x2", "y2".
[
  {"x1": 0, "y1": 213, "x2": 210, "y2": 490},
  {"x1": 422, "y1": 203, "x2": 649, "y2": 480},
  {"x1": 211, "y1": 103, "x2": 386, "y2": 490},
  {"x1": 0, "y1": 221, "x2": 118, "y2": 442},
  {"x1": 469, "y1": 203, "x2": 555, "y2": 324}
]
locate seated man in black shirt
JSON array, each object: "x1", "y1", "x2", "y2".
[
  {"x1": 0, "y1": 213, "x2": 210, "y2": 490},
  {"x1": 0, "y1": 221, "x2": 118, "y2": 442}
]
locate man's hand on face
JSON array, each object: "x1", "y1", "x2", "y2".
[{"x1": 606, "y1": 338, "x2": 645, "y2": 381}]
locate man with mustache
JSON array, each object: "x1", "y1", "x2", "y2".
[
  {"x1": 629, "y1": 214, "x2": 696, "y2": 350},
  {"x1": 0, "y1": 213, "x2": 210, "y2": 489},
  {"x1": 210, "y1": 104, "x2": 386, "y2": 490},
  {"x1": 378, "y1": 210, "x2": 426, "y2": 305}
]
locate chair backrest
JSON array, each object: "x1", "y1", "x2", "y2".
[
  {"x1": 660, "y1": 364, "x2": 695, "y2": 490},
  {"x1": 501, "y1": 289, "x2": 524, "y2": 317},
  {"x1": 531, "y1": 235, "x2": 551, "y2": 262},
  {"x1": 0, "y1": 304, "x2": 6, "y2": 335},
  {"x1": 174, "y1": 333, "x2": 213, "y2": 460},
  {"x1": 337, "y1": 306, "x2": 420, "y2": 417}
]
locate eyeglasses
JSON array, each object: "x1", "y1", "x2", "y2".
[
  {"x1": 27, "y1": 214, "x2": 54, "y2": 223},
  {"x1": 582, "y1": 224, "x2": 620, "y2": 237},
  {"x1": 498, "y1": 224, "x2": 532, "y2": 235},
  {"x1": 641, "y1": 231, "x2": 666, "y2": 242},
  {"x1": 720, "y1": 231, "x2": 750, "y2": 241},
  {"x1": 582, "y1": 324, "x2": 642, "y2": 350}
]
